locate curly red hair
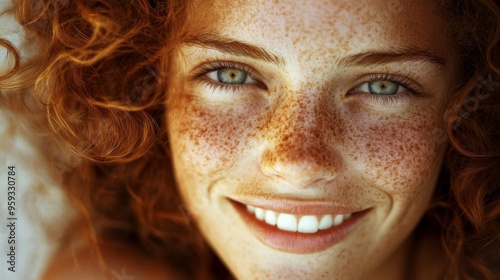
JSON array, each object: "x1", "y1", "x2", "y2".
[
  {"x1": 1, "y1": 0, "x2": 499, "y2": 279},
  {"x1": 428, "y1": 1, "x2": 500, "y2": 278}
]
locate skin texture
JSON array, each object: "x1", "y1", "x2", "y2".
[{"x1": 167, "y1": 0, "x2": 457, "y2": 279}]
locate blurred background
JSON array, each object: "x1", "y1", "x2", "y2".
[{"x1": 1, "y1": 1, "x2": 72, "y2": 279}]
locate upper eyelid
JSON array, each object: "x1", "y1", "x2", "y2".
[
  {"x1": 190, "y1": 60, "x2": 262, "y2": 80},
  {"x1": 353, "y1": 81, "x2": 405, "y2": 95},
  {"x1": 349, "y1": 73, "x2": 425, "y2": 96},
  {"x1": 192, "y1": 61, "x2": 268, "y2": 90}
]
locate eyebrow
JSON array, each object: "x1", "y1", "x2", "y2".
[
  {"x1": 183, "y1": 33, "x2": 285, "y2": 66},
  {"x1": 183, "y1": 33, "x2": 446, "y2": 69},
  {"x1": 337, "y1": 48, "x2": 446, "y2": 68}
]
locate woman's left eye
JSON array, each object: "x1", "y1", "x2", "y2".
[
  {"x1": 205, "y1": 68, "x2": 258, "y2": 85},
  {"x1": 354, "y1": 80, "x2": 405, "y2": 95}
]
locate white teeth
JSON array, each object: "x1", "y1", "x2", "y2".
[
  {"x1": 298, "y1": 215, "x2": 319, "y2": 233},
  {"x1": 245, "y1": 204, "x2": 353, "y2": 234},
  {"x1": 255, "y1": 208, "x2": 265, "y2": 221},
  {"x1": 318, "y1": 214, "x2": 333, "y2": 230},
  {"x1": 246, "y1": 205, "x2": 256, "y2": 214},
  {"x1": 277, "y1": 213, "x2": 298, "y2": 232},
  {"x1": 333, "y1": 214, "x2": 344, "y2": 226},
  {"x1": 264, "y1": 210, "x2": 277, "y2": 226}
]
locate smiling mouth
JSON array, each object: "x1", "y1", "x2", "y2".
[
  {"x1": 245, "y1": 204, "x2": 352, "y2": 233},
  {"x1": 230, "y1": 199, "x2": 370, "y2": 253}
]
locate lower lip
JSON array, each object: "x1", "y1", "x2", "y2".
[{"x1": 231, "y1": 200, "x2": 369, "y2": 254}]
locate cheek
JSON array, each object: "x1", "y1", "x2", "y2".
[
  {"x1": 168, "y1": 94, "x2": 261, "y2": 177},
  {"x1": 345, "y1": 107, "x2": 445, "y2": 197}
]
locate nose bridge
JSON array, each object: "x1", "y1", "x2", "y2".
[
  {"x1": 259, "y1": 88, "x2": 340, "y2": 189},
  {"x1": 271, "y1": 93, "x2": 323, "y2": 162}
]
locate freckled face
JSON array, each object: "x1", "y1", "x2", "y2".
[{"x1": 166, "y1": 0, "x2": 455, "y2": 279}]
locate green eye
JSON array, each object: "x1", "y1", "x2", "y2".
[
  {"x1": 205, "y1": 67, "x2": 257, "y2": 85},
  {"x1": 368, "y1": 80, "x2": 400, "y2": 95},
  {"x1": 217, "y1": 68, "x2": 248, "y2": 84},
  {"x1": 201, "y1": 62, "x2": 263, "y2": 94},
  {"x1": 355, "y1": 79, "x2": 405, "y2": 95}
]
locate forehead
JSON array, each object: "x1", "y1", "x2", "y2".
[{"x1": 188, "y1": 0, "x2": 449, "y2": 61}]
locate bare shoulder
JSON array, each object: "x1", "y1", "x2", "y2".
[{"x1": 41, "y1": 242, "x2": 181, "y2": 280}]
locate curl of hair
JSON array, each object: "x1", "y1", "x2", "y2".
[
  {"x1": 1, "y1": 0, "x2": 499, "y2": 279},
  {"x1": 430, "y1": 0, "x2": 500, "y2": 279},
  {"x1": 2, "y1": 0, "x2": 215, "y2": 278}
]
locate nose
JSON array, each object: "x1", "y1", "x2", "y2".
[{"x1": 259, "y1": 94, "x2": 341, "y2": 189}]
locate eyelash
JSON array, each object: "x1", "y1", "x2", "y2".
[
  {"x1": 191, "y1": 61, "x2": 265, "y2": 94},
  {"x1": 191, "y1": 61, "x2": 421, "y2": 105},
  {"x1": 349, "y1": 73, "x2": 422, "y2": 106}
]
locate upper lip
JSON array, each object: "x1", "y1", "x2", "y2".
[{"x1": 229, "y1": 197, "x2": 370, "y2": 215}]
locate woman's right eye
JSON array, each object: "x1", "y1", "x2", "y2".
[{"x1": 205, "y1": 68, "x2": 258, "y2": 85}]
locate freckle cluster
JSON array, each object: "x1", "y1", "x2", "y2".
[
  {"x1": 255, "y1": 87, "x2": 346, "y2": 175},
  {"x1": 343, "y1": 107, "x2": 442, "y2": 197}
]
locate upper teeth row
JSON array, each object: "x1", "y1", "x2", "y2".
[{"x1": 246, "y1": 205, "x2": 352, "y2": 234}]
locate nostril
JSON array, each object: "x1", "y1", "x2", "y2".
[
  {"x1": 259, "y1": 127, "x2": 341, "y2": 189},
  {"x1": 260, "y1": 155, "x2": 338, "y2": 189}
]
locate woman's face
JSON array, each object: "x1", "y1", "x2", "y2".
[{"x1": 167, "y1": 0, "x2": 456, "y2": 279}]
